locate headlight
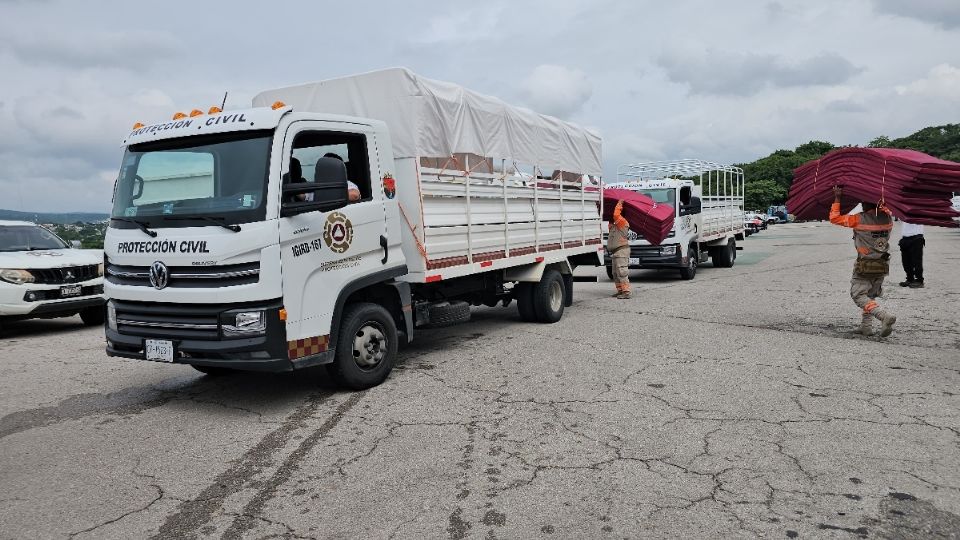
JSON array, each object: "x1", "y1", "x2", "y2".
[
  {"x1": 0, "y1": 269, "x2": 35, "y2": 285},
  {"x1": 660, "y1": 245, "x2": 677, "y2": 255},
  {"x1": 222, "y1": 310, "x2": 266, "y2": 337},
  {"x1": 97, "y1": 263, "x2": 105, "y2": 277},
  {"x1": 107, "y1": 300, "x2": 117, "y2": 331}
]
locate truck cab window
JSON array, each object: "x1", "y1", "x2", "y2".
[{"x1": 289, "y1": 132, "x2": 371, "y2": 204}]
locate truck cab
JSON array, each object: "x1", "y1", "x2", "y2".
[
  {"x1": 604, "y1": 160, "x2": 745, "y2": 280},
  {"x1": 105, "y1": 106, "x2": 409, "y2": 386}
]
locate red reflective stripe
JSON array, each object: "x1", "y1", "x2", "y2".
[
  {"x1": 425, "y1": 275, "x2": 442, "y2": 283},
  {"x1": 864, "y1": 301, "x2": 879, "y2": 313},
  {"x1": 480, "y1": 261, "x2": 493, "y2": 268},
  {"x1": 854, "y1": 223, "x2": 893, "y2": 232}
]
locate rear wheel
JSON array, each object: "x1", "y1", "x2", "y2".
[
  {"x1": 328, "y1": 302, "x2": 398, "y2": 390},
  {"x1": 516, "y1": 282, "x2": 537, "y2": 322},
  {"x1": 532, "y1": 269, "x2": 565, "y2": 323},
  {"x1": 712, "y1": 239, "x2": 735, "y2": 268},
  {"x1": 679, "y1": 246, "x2": 698, "y2": 280},
  {"x1": 79, "y1": 306, "x2": 105, "y2": 326}
]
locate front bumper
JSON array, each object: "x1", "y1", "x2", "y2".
[
  {"x1": 605, "y1": 245, "x2": 683, "y2": 269},
  {"x1": 0, "y1": 280, "x2": 104, "y2": 319},
  {"x1": 105, "y1": 298, "x2": 295, "y2": 372}
]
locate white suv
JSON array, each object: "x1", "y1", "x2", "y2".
[{"x1": 0, "y1": 220, "x2": 105, "y2": 329}]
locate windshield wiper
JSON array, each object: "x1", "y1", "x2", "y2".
[
  {"x1": 163, "y1": 215, "x2": 241, "y2": 232},
  {"x1": 111, "y1": 217, "x2": 157, "y2": 237}
]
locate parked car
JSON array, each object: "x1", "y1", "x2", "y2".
[
  {"x1": 0, "y1": 220, "x2": 105, "y2": 330},
  {"x1": 743, "y1": 213, "x2": 761, "y2": 235}
]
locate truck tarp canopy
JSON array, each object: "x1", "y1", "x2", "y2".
[{"x1": 252, "y1": 68, "x2": 603, "y2": 176}]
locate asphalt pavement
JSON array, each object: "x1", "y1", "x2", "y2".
[{"x1": 1, "y1": 222, "x2": 959, "y2": 539}]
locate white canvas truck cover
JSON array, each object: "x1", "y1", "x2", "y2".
[{"x1": 252, "y1": 68, "x2": 602, "y2": 176}]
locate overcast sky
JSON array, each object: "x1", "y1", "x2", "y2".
[{"x1": 1, "y1": 0, "x2": 958, "y2": 213}]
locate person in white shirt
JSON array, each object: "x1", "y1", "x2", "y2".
[{"x1": 898, "y1": 222, "x2": 925, "y2": 288}]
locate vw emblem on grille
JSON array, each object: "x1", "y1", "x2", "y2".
[{"x1": 149, "y1": 261, "x2": 170, "y2": 290}]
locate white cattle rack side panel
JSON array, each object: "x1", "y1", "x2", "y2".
[
  {"x1": 617, "y1": 159, "x2": 745, "y2": 241},
  {"x1": 401, "y1": 158, "x2": 603, "y2": 282}
]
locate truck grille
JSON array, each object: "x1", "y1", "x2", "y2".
[
  {"x1": 112, "y1": 300, "x2": 221, "y2": 340},
  {"x1": 31, "y1": 264, "x2": 100, "y2": 284},
  {"x1": 106, "y1": 261, "x2": 259, "y2": 288}
]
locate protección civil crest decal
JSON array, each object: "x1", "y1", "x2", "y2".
[{"x1": 323, "y1": 211, "x2": 354, "y2": 254}]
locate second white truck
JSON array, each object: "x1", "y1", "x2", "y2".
[
  {"x1": 103, "y1": 68, "x2": 603, "y2": 389},
  {"x1": 604, "y1": 160, "x2": 745, "y2": 280}
]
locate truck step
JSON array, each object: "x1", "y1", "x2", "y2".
[{"x1": 573, "y1": 275, "x2": 599, "y2": 282}]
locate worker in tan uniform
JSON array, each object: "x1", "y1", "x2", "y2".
[
  {"x1": 829, "y1": 185, "x2": 896, "y2": 337},
  {"x1": 607, "y1": 200, "x2": 631, "y2": 299}
]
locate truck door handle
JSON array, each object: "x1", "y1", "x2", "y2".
[{"x1": 380, "y1": 235, "x2": 388, "y2": 264}]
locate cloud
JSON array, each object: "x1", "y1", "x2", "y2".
[
  {"x1": 657, "y1": 48, "x2": 863, "y2": 96},
  {"x1": 4, "y1": 30, "x2": 184, "y2": 70},
  {"x1": 520, "y1": 64, "x2": 593, "y2": 119},
  {"x1": 895, "y1": 63, "x2": 960, "y2": 98},
  {"x1": 871, "y1": 0, "x2": 960, "y2": 29}
]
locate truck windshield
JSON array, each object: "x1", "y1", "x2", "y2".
[
  {"x1": 639, "y1": 189, "x2": 676, "y2": 207},
  {"x1": 0, "y1": 225, "x2": 69, "y2": 252},
  {"x1": 111, "y1": 130, "x2": 273, "y2": 228}
]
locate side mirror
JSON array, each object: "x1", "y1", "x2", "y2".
[
  {"x1": 679, "y1": 196, "x2": 701, "y2": 216},
  {"x1": 280, "y1": 157, "x2": 350, "y2": 217},
  {"x1": 71, "y1": 240, "x2": 82, "y2": 248}
]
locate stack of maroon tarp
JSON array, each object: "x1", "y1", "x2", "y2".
[
  {"x1": 601, "y1": 188, "x2": 676, "y2": 245},
  {"x1": 787, "y1": 148, "x2": 960, "y2": 227}
]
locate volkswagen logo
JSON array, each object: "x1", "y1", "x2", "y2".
[{"x1": 149, "y1": 261, "x2": 170, "y2": 290}]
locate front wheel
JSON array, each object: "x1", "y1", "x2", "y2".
[
  {"x1": 328, "y1": 303, "x2": 398, "y2": 390},
  {"x1": 679, "y1": 247, "x2": 698, "y2": 280},
  {"x1": 79, "y1": 306, "x2": 105, "y2": 326}
]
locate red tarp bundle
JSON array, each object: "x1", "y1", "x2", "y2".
[
  {"x1": 787, "y1": 148, "x2": 960, "y2": 227},
  {"x1": 601, "y1": 189, "x2": 676, "y2": 245}
]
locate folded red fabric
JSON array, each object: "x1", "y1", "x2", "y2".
[
  {"x1": 601, "y1": 189, "x2": 676, "y2": 245},
  {"x1": 787, "y1": 148, "x2": 960, "y2": 227}
]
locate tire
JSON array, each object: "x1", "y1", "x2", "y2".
[
  {"x1": 532, "y1": 269, "x2": 565, "y2": 323},
  {"x1": 427, "y1": 301, "x2": 471, "y2": 327},
  {"x1": 679, "y1": 246, "x2": 698, "y2": 280},
  {"x1": 712, "y1": 240, "x2": 735, "y2": 268},
  {"x1": 79, "y1": 306, "x2": 105, "y2": 326},
  {"x1": 516, "y1": 282, "x2": 537, "y2": 322},
  {"x1": 327, "y1": 302, "x2": 398, "y2": 390},
  {"x1": 192, "y1": 365, "x2": 234, "y2": 376},
  {"x1": 605, "y1": 265, "x2": 614, "y2": 280}
]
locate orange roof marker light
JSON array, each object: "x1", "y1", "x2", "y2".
[
  {"x1": 207, "y1": 106, "x2": 222, "y2": 114},
  {"x1": 189, "y1": 109, "x2": 204, "y2": 117},
  {"x1": 172, "y1": 112, "x2": 187, "y2": 120},
  {"x1": 132, "y1": 122, "x2": 145, "y2": 130},
  {"x1": 271, "y1": 101, "x2": 286, "y2": 110}
]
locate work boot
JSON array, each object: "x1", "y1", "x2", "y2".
[
  {"x1": 873, "y1": 309, "x2": 897, "y2": 337},
  {"x1": 909, "y1": 281, "x2": 924, "y2": 289},
  {"x1": 899, "y1": 280, "x2": 912, "y2": 287},
  {"x1": 616, "y1": 291, "x2": 631, "y2": 300},
  {"x1": 859, "y1": 313, "x2": 874, "y2": 336}
]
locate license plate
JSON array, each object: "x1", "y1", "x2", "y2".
[
  {"x1": 145, "y1": 339, "x2": 174, "y2": 362},
  {"x1": 60, "y1": 284, "x2": 82, "y2": 298},
  {"x1": 629, "y1": 257, "x2": 640, "y2": 265}
]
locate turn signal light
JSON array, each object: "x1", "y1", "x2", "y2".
[
  {"x1": 271, "y1": 101, "x2": 286, "y2": 110},
  {"x1": 172, "y1": 112, "x2": 187, "y2": 120},
  {"x1": 208, "y1": 106, "x2": 222, "y2": 114},
  {"x1": 132, "y1": 122, "x2": 145, "y2": 129},
  {"x1": 189, "y1": 109, "x2": 203, "y2": 117},
  {"x1": 278, "y1": 308, "x2": 287, "y2": 321}
]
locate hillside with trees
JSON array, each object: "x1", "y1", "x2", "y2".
[{"x1": 739, "y1": 123, "x2": 960, "y2": 211}]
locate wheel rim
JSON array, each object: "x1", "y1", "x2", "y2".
[
  {"x1": 548, "y1": 279, "x2": 564, "y2": 312},
  {"x1": 352, "y1": 322, "x2": 387, "y2": 370}
]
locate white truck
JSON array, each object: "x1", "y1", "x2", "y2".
[
  {"x1": 604, "y1": 160, "x2": 745, "y2": 280},
  {"x1": 103, "y1": 68, "x2": 603, "y2": 389}
]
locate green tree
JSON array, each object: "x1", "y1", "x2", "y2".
[
  {"x1": 744, "y1": 178, "x2": 788, "y2": 211},
  {"x1": 868, "y1": 135, "x2": 892, "y2": 148}
]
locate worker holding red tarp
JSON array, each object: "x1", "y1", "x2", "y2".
[
  {"x1": 607, "y1": 201, "x2": 631, "y2": 299},
  {"x1": 829, "y1": 186, "x2": 897, "y2": 337}
]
